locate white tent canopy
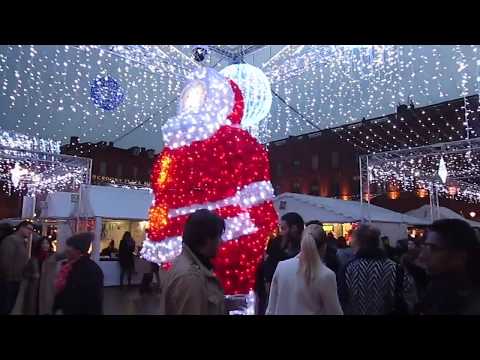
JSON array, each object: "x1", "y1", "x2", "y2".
[
  {"x1": 406, "y1": 205, "x2": 480, "y2": 228},
  {"x1": 273, "y1": 193, "x2": 430, "y2": 244},
  {"x1": 42, "y1": 185, "x2": 153, "y2": 220},
  {"x1": 274, "y1": 193, "x2": 430, "y2": 225}
]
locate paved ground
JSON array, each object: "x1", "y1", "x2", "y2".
[{"x1": 103, "y1": 286, "x2": 163, "y2": 315}]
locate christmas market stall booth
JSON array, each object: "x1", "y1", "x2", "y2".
[
  {"x1": 274, "y1": 193, "x2": 430, "y2": 245},
  {"x1": 40, "y1": 184, "x2": 154, "y2": 286}
]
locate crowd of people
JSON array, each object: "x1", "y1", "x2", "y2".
[
  {"x1": 0, "y1": 224, "x2": 104, "y2": 315},
  {"x1": 255, "y1": 213, "x2": 480, "y2": 315},
  {"x1": 1, "y1": 209, "x2": 479, "y2": 315}
]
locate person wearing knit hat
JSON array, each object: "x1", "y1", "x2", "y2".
[
  {"x1": 66, "y1": 232, "x2": 93, "y2": 255},
  {"x1": 53, "y1": 232, "x2": 104, "y2": 315}
]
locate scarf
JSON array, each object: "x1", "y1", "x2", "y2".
[{"x1": 54, "y1": 256, "x2": 82, "y2": 294}]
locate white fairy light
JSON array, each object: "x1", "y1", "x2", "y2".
[
  {"x1": 438, "y1": 156, "x2": 448, "y2": 183},
  {"x1": 10, "y1": 162, "x2": 29, "y2": 188}
]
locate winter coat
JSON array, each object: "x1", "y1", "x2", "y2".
[
  {"x1": 119, "y1": 238, "x2": 135, "y2": 269},
  {"x1": 20, "y1": 253, "x2": 65, "y2": 315},
  {"x1": 263, "y1": 236, "x2": 299, "y2": 284},
  {"x1": 54, "y1": 256, "x2": 104, "y2": 315},
  {"x1": 338, "y1": 249, "x2": 417, "y2": 315},
  {"x1": 416, "y1": 273, "x2": 480, "y2": 315},
  {"x1": 161, "y1": 245, "x2": 226, "y2": 315},
  {"x1": 0, "y1": 233, "x2": 29, "y2": 282},
  {"x1": 266, "y1": 256, "x2": 343, "y2": 315}
]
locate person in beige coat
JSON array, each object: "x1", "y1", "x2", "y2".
[
  {"x1": 16, "y1": 237, "x2": 66, "y2": 315},
  {"x1": 161, "y1": 209, "x2": 245, "y2": 315},
  {"x1": 0, "y1": 221, "x2": 34, "y2": 314}
]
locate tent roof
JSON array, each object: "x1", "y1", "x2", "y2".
[
  {"x1": 78, "y1": 185, "x2": 153, "y2": 220},
  {"x1": 274, "y1": 193, "x2": 430, "y2": 225},
  {"x1": 405, "y1": 205, "x2": 480, "y2": 228}
]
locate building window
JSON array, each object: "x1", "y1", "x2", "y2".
[
  {"x1": 309, "y1": 183, "x2": 319, "y2": 196},
  {"x1": 292, "y1": 159, "x2": 301, "y2": 168},
  {"x1": 331, "y1": 152, "x2": 340, "y2": 169},
  {"x1": 292, "y1": 182, "x2": 301, "y2": 193},
  {"x1": 312, "y1": 154, "x2": 319, "y2": 171},
  {"x1": 133, "y1": 166, "x2": 139, "y2": 179},
  {"x1": 274, "y1": 185, "x2": 281, "y2": 195},
  {"x1": 276, "y1": 163, "x2": 283, "y2": 177},
  {"x1": 331, "y1": 181, "x2": 340, "y2": 196},
  {"x1": 99, "y1": 161, "x2": 107, "y2": 176},
  {"x1": 116, "y1": 164, "x2": 123, "y2": 178}
]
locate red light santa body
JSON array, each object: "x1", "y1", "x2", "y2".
[{"x1": 141, "y1": 67, "x2": 278, "y2": 295}]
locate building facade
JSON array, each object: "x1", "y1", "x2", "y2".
[
  {"x1": 61, "y1": 137, "x2": 156, "y2": 188},
  {"x1": 267, "y1": 95, "x2": 480, "y2": 219}
]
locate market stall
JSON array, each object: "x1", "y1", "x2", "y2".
[
  {"x1": 274, "y1": 193, "x2": 430, "y2": 245},
  {"x1": 40, "y1": 184, "x2": 154, "y2": 286}
]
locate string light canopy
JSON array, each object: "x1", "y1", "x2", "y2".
[
  {"x1": 360, "y1": 137, "x2": 480, "y2": 204},
  {"x1": 0, "y1": 129, "x2": 91, "y2": 195},
  {"x1": 1, "y1": 45, "x2": 480, "y2": 149}
]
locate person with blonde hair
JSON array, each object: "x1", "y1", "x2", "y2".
[{"x1": 266, "y1": 224, "x2": 343, "y2": 315}]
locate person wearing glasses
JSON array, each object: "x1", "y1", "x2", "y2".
[
  {"x1": 416, "y1": 219, "x2": 480, "y2": 315},
  {"x1": 0, "y1": 221, "x2": 34, "y2": 314}
]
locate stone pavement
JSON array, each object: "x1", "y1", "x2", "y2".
[{"x1": 103, "y1": 286, "x2": 163, "y2": 315}]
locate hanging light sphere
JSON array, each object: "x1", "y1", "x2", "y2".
[{"x1": 220, "y1": 63, "x2": 272, "y2": 135}]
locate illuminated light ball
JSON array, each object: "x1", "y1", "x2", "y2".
[
  {"x1": 220, "y1": 64, "x2": 272, "y2": 135},
  {"x1": 90, "y1": 75, "x2": 125, "y2": 111}
]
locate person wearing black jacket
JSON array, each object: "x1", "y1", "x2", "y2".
[
  {"x1": 54, "y1": 232, "x2": 104, "y2": 315},
  {"x1": 119, "y1": 232, "x2": 136, "y2": 288},
  {"x1": 263, "y1": 213, "x2": 304, "y2": 286},
  {"x1": 416, "y1": 219, "x2": 480, "y2": 315}
]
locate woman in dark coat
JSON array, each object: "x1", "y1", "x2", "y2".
[{"x1": 119, "y1": 232, "x2": 136, "y2": 288}]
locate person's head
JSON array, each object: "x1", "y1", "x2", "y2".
[
  {"x1": 298, "y1": 224, "x2": 328, "y2": 285},
  {"x1": 122, "y1": 231, "x2": 132, "y2": 242},
  {"x1": 33, "y1": 237, "x2": 53, "y2": 257},
  {"x1": 354, "y1": 224, "x2": 381, "y2": 252},
  {"x1": 420, "y1": 219, "x2": 479, "y2": 278},
  {"x1": 337, "y1": 236, "x2": 347, "y2": 249},
  {"x1": 182, "y1": 209, "x2": 225, "y2": 259},
  {"x1": 280, "y1": 212, "x2": 304, "y2": 247},
  {"x1": 65, "y1": 232, "x2": 94, "y2": 261},
  {"x1": 15, "y1": 220, "x2": 34, "y2": 238},
  {"x1": 109, "y1": 240, "x2": 115, "y2": 248}
]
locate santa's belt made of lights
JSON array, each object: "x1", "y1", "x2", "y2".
[
  {"x1": 141, "y1": 212, "x2": 258, "y2": 263},
  {"x1": 166, "y1": 180, "x2": 274, "y2": 218},
  {"x1": 142, "y1": 181, "x2": 275, "y2": 263}
]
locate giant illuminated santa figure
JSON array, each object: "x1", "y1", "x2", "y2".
[{"x1": 141, "y1": 66, "x2": 278, "y2": 295}]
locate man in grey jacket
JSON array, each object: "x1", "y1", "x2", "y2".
[{"x1": 0, "y1": 221, "x2": 34, "y2": 314}]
